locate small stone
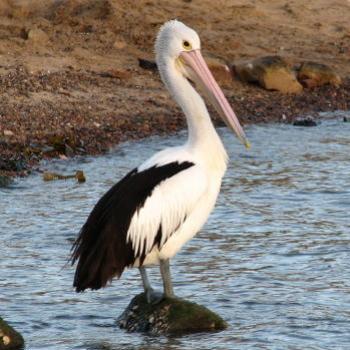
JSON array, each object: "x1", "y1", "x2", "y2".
[
  {"x1": 3, "y1": 130, "x2": 14, "y2": 136},
  {"x1": 138, "y1": 58, "x2": 157, "y2": 71},
  {"x1": 344, "y1": 117, "x2": 349, "y2": 122},
  {"x1": 114, "y1": 40, "x2": 126, "y2": 49},
  {"x1": 293, "y1": 117, "x2": 317, "y2": 127},
  {"x1": 27, "y1": 28, "x2": 49, "y2": 43}
]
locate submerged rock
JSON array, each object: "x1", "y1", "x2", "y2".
[
  {"x1": 297, "y1": 61, "x2": 341, "y2": 88},
  {"x1": 0, "y1": 317, "x2": 24, "y2": 350},
  {"x1": 293, "y1": 116, "x2": 317, "y2": 127},
  {"x1": 233, "y1": 56, "x2": 303, "y2": 93},
  {"x1": 117, "y1": 293, "x2": 227, "y2": 334}
]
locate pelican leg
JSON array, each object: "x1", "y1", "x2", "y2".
[
  {"x1": 139, "y1": 266, "x2": 163, "y2": 304},
  {"x1": 160, "y1": 259, "x2": 175, "y2": 298}
]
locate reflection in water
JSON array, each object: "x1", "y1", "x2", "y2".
[{"x1": 1, "y1": 118, "x2": 350, "y2": 349}]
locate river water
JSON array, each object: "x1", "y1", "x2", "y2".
[{"x1": 1, "y1": 116, "x2": 350, "y2": 350}]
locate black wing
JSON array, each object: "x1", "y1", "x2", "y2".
[{"x1": 71, "y1": 161, "x2": 194, "y2": 292}]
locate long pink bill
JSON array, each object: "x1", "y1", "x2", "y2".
[{"x1": 180, "y1": 49, "x2": 250, "y2": 148}]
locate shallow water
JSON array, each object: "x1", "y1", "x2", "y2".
[{"x1": 1, "y1": 116, "x2": 350, "y2": 350}]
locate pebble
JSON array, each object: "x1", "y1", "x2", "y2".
[
  {"x1": 3, "y1": 130, "x2": 14, "y2": 136},
  {"x1": 114, "y1": 40, "x2": 127, "y2": 50},
  {"x1": 27, "y1": 28, "x2": 49, "y2": 43},
  {"x1": 293, "y1": 117, "x2": 317, "y2": 126},
  {"x1": 138, "y1": 58, "x2": 157, "y2": 71}
]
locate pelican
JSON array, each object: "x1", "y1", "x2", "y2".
[{"x1": 71, "y1": 20, "x2": 250, "y2": 303}]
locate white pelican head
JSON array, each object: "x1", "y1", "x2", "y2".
[{"x1": 155, "y1": 20, "x2": 250, "y2": 148}]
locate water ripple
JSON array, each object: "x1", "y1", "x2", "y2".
[{"x1": 1, "y1": 117, "x2": 350, "y2": 349}]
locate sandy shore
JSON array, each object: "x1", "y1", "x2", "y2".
[{"x1": 0, "y1": 0, "x2": 349, "y2": 177}]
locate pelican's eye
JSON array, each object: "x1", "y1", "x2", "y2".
[{"x1": 182, "y1": 40, "x2": 192, "y2": 50}]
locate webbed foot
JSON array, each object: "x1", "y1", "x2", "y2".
[{"x1": 146, "y1": 289, "x2": 164, "y2": 305}]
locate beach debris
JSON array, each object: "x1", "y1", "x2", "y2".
[
  {"x1": 43, "y1": 170, "x2": 86, "y2": 183},
  {"x1": 233, "y1": 55, "x2": 303, "y2": 93},
  {"x1": 117, "y1": 292, "x2": 227, "y2": 335},
  {"x1": 297, "y1": 61, "x2": 342, "y2": 88},
  {"x1": 293, "y1": 116, "x2": 317, "y2": 127}
]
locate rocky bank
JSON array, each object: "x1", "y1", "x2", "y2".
[{"x1": 0, "y1": 0, "x2": 349, "y2": 179}]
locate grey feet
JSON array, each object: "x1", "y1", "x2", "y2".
[
  {"x1": 145, "y1": 288, "x2": 164, "y2": 304},
  {"x1": 139, "y1": 261, "x2": 175, "y2": 305},
  {"x1": 139, "y1": 266, "x2": 164, "y2": 304}
]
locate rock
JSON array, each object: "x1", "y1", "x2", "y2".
[
  {"x1": 117, "y1": 293, "x2": 227, "y2": 334},
  {"x1": 75, "y1": 170, "x2": 86, "y2": 183},
  {"x1": 297, "y1": 61, "x2": 342, "y2": 88},
  {"x1": 233, "y1": 56, "x2": 303, "y2": 93},
  {"x1": 205, "y1": 56, "x2": 232, "y2": 88},
  {"x1": 3, "y1": 130, "x2": 14, "y2": 137},
  {"x1": 344, "y1": 116, "x2": 349, "y2": 122},
  {"x1": 293, "y1": 116, "x2": 317, "y2": 127},
  {"x1": 27, "y1": 28, "x2": 49, "y2": 44},
  {"x1": 0, "y1": 317, "x2": 24, "y2": 350},
  {"x1": 0, "y1": 158, "x2": 26, "y2": 172},
  {"x1": 0, "y1": 175, "x2": 13, "y2": 188},
  {"x1": 47, "y1": 135, "x2": 66, "y2": 154},
  {"x1": 138, "y1": 58, "x2": 157, "y2": 71},
  {"x1": 113, "y1": 39, "x2": 127, "y2": 50}
]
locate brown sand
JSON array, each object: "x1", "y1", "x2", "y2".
[{"x1": 0, "y1": 0, "x2": 349, "y2": 176}]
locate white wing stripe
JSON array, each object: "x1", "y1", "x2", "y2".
[{"x1": 126, "y1": 164, "x2": 208, "y2": 259}]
